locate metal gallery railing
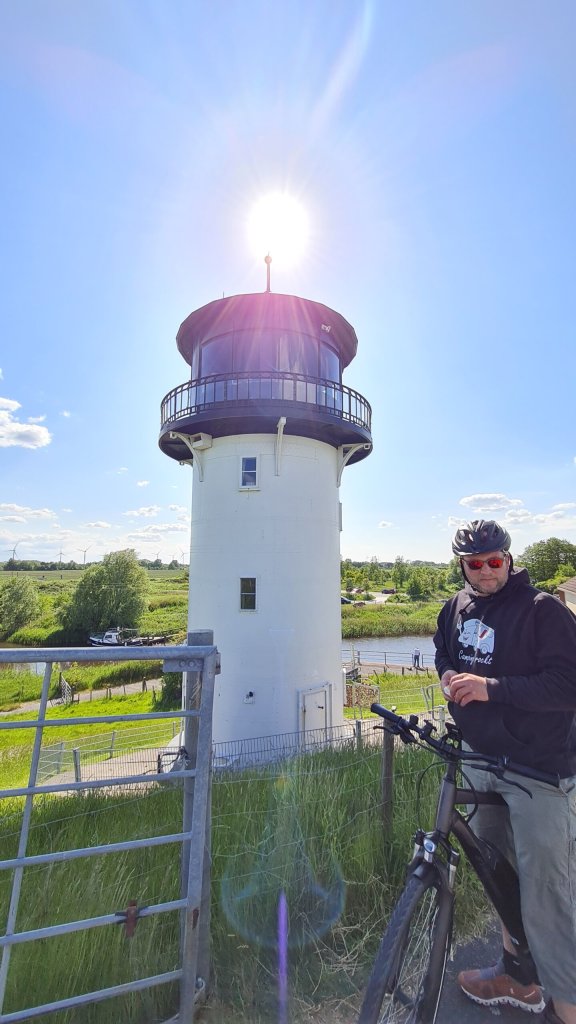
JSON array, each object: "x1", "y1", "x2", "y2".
[
  {"x1": 160, "y1": 370, "x2": 372, "y2": 433},
  {"x1": 0, "y1": 633, "x2": 218, "y2": 1024}
]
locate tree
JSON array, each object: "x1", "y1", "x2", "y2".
[
  {"x1": 446, "y1": 557, "x2": 463, "y2": 587},
  {"x1": 517, "y1": 538, "x2": 576, "y2": 583},
  {"x1": 60, "y1": 549, "x2": 149, "y2": 637},
  {"x1": 392, "y1": 556, "x2": 409, "y2": 590},
  {"x1": 0, "y1": 575, "x2": 40, "y2": 639},
  {"x1": 405, "y1": 567, "x2": 434, "y2": 599}
]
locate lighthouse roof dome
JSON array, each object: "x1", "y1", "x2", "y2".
[{"x1": 176, "y1": 292, "x2": 358, "y2": 369}]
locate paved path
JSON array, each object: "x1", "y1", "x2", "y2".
[
  {"x1": 438, "y1": 925, "x2": 552, "y2": 1022},
  {"x1": 354, "y1": 661, "x2": 435, "y2": 679}
]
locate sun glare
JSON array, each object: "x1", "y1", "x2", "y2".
[{"x1": 247, "y1": 192, "x2": 309, "y2": 269}]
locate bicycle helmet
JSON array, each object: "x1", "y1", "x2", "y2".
[{"x1": 452, "y1": 519, "x2": 511, "y2": 556}]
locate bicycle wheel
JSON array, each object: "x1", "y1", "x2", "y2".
[{"x1": 358, "y1": 869, "x2": 453, "y2": 1024}]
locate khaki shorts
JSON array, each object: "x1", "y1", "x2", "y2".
[{"x1": 465, "y1": 764, "x2": 576, "y2": 1005}]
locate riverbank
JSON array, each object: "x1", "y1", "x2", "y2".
[{"x1": 341, "y1": 600, "x2": 441, "y2": 639}]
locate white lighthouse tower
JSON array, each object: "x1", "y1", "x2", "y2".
[{"x1": 159, "y1": 281, "x2": 372, "y2": 747}]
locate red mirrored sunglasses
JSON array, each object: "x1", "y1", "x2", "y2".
[{"x1": 462, "y1": 556, "x2": 506, "y2": 571}]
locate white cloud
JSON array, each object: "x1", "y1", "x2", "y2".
[
  {"x1": 0, "y1": 398, "x2": 19, "y2": 412},
  {"x1": 451, "y1": 503, "x2": 576, "y2": 533},
  {"x1": 168, "y1": 504, "x2": 191, "y2": 523},
  {"x1": 0, "y1": 398, "x2": 52, "y2": 449},
  {"x1": 61, "y1": 410, "x2": 72, "y2": 418},
  {"x1": 123, "y1": 506, "x2": 162, "y2": 518},
  {"x1": 459, "y1": 493, "x2": 523, "y2": 512},
  {"x1": 84, "y1": 521, "x2": 112, "y2": 529},
  {"x1": 501, "y1": 508, "x2": 533, "y2": 523},
  {"x1": 0, "y1": 515, "x2": 27, "y2": 523},
  {"x1": 117, "y1": 467, "x2": 128, "y2": 473},
  {"x1": 378, "y1": 520, "x2": 393, "y2": 528},
  {"x1": 0, "y1": 504, "x2": 56, "y2": 520},
  {"x1": 28, "y1": 415, "x2": 46, "y2": 423},
  {"x1": 136, "y1": 480, "x2": 150, "y2": 487},
  {"x1": 533, "y1": 511, "x2": 567, "y2": 524},
  {"x1": 0, "y1": 368, "x2": 3, "y2": 379}
]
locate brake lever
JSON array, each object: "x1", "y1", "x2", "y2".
[
  {"x1": 487, "y1": 764, "x2": 532, "y2": 798},
  {"x1": 373, "y1": 722, "x2": 416, "y2": 744}
]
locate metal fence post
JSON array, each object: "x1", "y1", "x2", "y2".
[
  {"x1": 380, "y1": 729, "x2": 394, "y2": 832},
  {"x1": 0, "y1": 662, "x2": 54, "y2": 1010},
  {"x1": 72, "y1": 749, "x2": 81, "y2": 783},
  {"x1": 180, "y1": 630, "x2": 215, "y2": 1018},
  {"x1": 355, "y1": 720, "x2": 363, "y2": 751},
  {"x1": 108, "y1": 730, "x2": 117, "y2": 760}
]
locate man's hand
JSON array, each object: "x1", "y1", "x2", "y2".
[
  {"x1": 446, "y1": 673, "x2": 491, "y2": 706},
  {"x1": 440, "y1": 669, "x2": 457, "y2": 698}
]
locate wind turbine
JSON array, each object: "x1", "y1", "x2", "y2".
[{"x1": 79, "y1": 545, "x2": 91, "y2": 567}]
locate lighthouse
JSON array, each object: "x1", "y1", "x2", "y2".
[{"x1": 159, "y1": 282, "x2": 372, "y2": 747}]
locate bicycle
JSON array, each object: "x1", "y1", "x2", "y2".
[{"x1": 357, "y1": 702, "x2": 560, "y2": 1024}]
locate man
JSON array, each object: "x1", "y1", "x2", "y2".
[{"x1": 434, "y1": 519, "x2": 576, "y2": 1024}]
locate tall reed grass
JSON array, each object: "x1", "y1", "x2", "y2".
[{"x1": 341, "y1": 602, "x2": 441, "y2": 639}]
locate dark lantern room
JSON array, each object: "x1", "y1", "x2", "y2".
[{"x1": 159, "y1": 290, "x2": 372, "y2": 463}]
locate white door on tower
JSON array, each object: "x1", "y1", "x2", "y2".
[{"x1": 300, "y1": 686, "x2": 329, "y2": 733}]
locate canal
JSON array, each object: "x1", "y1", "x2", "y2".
[{"x1": 341, "y1": 634, "x2": 436, "y2": 668}]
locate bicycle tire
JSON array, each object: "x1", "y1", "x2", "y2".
[{"x1": 357, "y1": 869, "x2": 453, "y2": 1024}]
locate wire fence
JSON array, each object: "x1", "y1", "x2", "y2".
[
  {"x1": 36, "y1": 721, "x2": 181, "y2": 784},
  {"x1": 35, "y1": 705, "x2": 449, "y2": 788}
]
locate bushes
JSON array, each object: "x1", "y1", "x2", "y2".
[
  {"x1": 0, "y1": 576, "x2": 40, "y2": 640},
  {"x1": 342, "y1": 602, "x2": 441, "y2": 639}
]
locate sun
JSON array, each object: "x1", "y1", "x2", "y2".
[{"x1": 247, "y1": 191, "x2": 309, "y2": 269}]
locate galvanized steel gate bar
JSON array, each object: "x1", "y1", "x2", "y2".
[{"x1": 0, "y1": 633, "x2": 218, "y2": 1023}]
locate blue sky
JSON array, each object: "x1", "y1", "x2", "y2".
[{"x1": 1, "y1": 1, "x2": 575, "y2": 566}]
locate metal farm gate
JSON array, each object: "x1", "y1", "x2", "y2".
[{"x1": 0, "y1": 631, "x2": 219, "y2": 1023}]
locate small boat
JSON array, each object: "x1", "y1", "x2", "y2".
[
  {"x1": 89, "y1": 628, "x2": 176, "y2": 647},
  {"x1": 88, "y1": 628, "x2": 132, "y2": 646}
]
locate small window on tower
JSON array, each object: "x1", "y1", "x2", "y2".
[
  {"x1": 240, "y1": 456, "x2": 258, "y2": 489},
  {"x1": 240, "y1": 577, "x2": 257, "y2": 611}
]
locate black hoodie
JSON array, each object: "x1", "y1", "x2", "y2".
[{"x1": 434, "y1": 568, "x2": 576, "y2": 776}]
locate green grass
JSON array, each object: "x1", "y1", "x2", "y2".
[
  {"x1": 0, "y1": 693, "x2": 169, "y2": 789},
  {"x1": 0, "y1": 661, "x2": 163, "y2": 712},
  {"x1": 0, "y1": 742, "x2": 491, "y2": 1023}
]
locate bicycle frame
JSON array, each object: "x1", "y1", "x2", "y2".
[{"x1": 358, "y1": 705, "x2": 560, "y2": 1023}]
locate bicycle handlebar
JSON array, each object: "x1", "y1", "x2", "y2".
[{"x1": 370, "y1": 702, "x2": 560, "y2": 789}]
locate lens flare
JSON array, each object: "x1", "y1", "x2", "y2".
[{"x1": 221, "y1": 812, "x2": 345, "y2": 949}]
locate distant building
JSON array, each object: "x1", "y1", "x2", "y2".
[{"x1": 557, "y1": 578, "x2": 576, "y2": 617}]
